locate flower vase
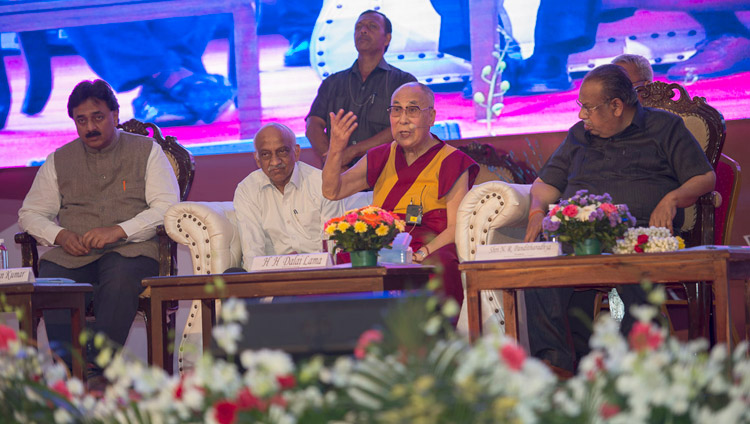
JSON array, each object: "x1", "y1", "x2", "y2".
[
  {"x1": 350, "y1": 250, "x2": 378, "y2": 267},
  {"x1": 573, "y1": 238, "x2": 603, "y2": 256}
]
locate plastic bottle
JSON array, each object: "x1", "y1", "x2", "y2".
[{"x1": 0, "y1": 238, "x2": 8, "y2": 269}]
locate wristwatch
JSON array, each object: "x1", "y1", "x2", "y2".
[{"x1": 415, "y1": 247, "x2": 428, "y2": 261}]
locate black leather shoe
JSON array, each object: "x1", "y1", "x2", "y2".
[
  {"x1": 132, "y1": 83, "x2": 198, "y2": 127},
  {"x1": 284, "y1": 34, "x2": 311, "y2": 67},
  {"x1": 169, "y1": 74, "x2": 235, "y2": 124},
  {"x1": 512, "y1": 54, "x2": 573, "y2": 96}
]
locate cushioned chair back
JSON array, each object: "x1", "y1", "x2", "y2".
[
  {"x1": 638, "y1": 82, "x2": 726, "y2": 246},
  {"x1": 713, "y1": 154, "x2": 741, "y2": 245},
  {"x1": 118, "y1": 118, "x2": 195, "y2": 201},
  {"x1": 455, "y1": 181, "x2": 532, "y2": 263}
]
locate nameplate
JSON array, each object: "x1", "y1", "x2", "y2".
[
  {"x1": 250, "y1": 253, "x2": 332, "y2": 271},
  {"x1": 475, "y1": 242, "x2": 562, "y2": 261},
  {"x1": 0, "y1": 268, "x2": 36, "y2": 284}
]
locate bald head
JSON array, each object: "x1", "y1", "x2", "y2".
[
  {"x1": 612, "y1": 54, "x2": 653, "y2": 88},
  {"x1": 254, "y1": 123, "x2": 300, "y2": 192},
  {"x1": 392, "y1": 82, "x2": 435, "y2": 108},
  {"x1": 254, "y1": 123, "x2": 296, "y2": 148}
]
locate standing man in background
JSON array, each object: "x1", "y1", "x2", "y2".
[{"x1": 306, "y1": 9, "x2": 416, "y2": 168}]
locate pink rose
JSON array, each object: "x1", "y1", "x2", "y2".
[
  {"x1": 52, "y1": 380, "x2": 71, "y2": 400},
  {"x1": 628, "y1": 321, "x2": 663, "y2": 352},
  {"x1": 236, "y1": 387, "x2": 267, "y2": 411},
  {"x1": 600, "y1": 203, "x2": 617, "y2": 215},
  {"x1": 354, "y1": 329, "x2": 383, "y2": 359},
  {"x1": 346, "y1": 213, "x2": 359, "y2": 225},
  {"x1": 214, "y1": 400, "x2": 239, "y2": 424},
  {"x1": 549, "y1": 205, "x2": 560, "y2": 216},
  {"x1": 562, "y1": 204, "x2": 579, "y2": 218},
  {"x1": 0, "y1": 324, "x2": 17, "y2": 350},
  {"x1": 600, "y1": 403, "x2": 621, "y2": 419},
  {"x1": 499, "y1": 343, "x2": 526, "y2": 371},
  {"x1": 276, "y1": 374, "x2": 296, "y2": 390},
  {"x1": 378, "y1": 210, "x2": 395, "y2": 224}
]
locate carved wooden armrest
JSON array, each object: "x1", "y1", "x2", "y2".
[{"x1": 14, "y1": 232, "x2": 39, "y2": 277}]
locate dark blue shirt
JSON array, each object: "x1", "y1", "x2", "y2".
[
  {"x1": 307, "y1": 58, "x2": 416, "y2": 147},
  {"x1": 539, "y1": 104, "x2": 713, "y2": 226}
]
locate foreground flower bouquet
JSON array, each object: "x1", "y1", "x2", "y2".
[
  {"x1": 543, "y1": 190, "x2": 636, "y2": 253},
  {"x1": 613, "y1": 226, "x2": 686, "y2": 254},
  {"x1": 4, "y1": 283, "x2": 750, "y2": 422},
  {"x1": 324, "y1": 206, "x2": 405, "y2": 252}
]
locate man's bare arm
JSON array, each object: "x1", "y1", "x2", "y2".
[
  {"x1": 524, "y1": 178, "x2": 562, "y2": 242},
  {"x1": 305, "y1": 116, "x2": 331, "y2": 161},
  {"x1": 650, "y1": 170, "x2": 716, "y2": 231},
  {"x1": 321, "y1": 110, "x2": 369, "y2": 200}
]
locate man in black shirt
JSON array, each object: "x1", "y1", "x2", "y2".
[
  {"x1": 305, "y1": 10, "x2": 416, "y2": 168},
  {"x1": 523, "y1": 64, "x2": 715, "y2": 372}
]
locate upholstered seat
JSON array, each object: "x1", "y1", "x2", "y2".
[{"x1": 163, "y1": 191, "x2": 372, "y2": 374}]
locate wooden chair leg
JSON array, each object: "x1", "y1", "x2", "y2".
[{"x1": 685, "y1": 282, "x2": 712, "y2": 342}]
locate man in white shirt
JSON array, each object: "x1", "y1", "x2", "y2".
[
  {"x1": 18, "y1": 80, "x2": 180, "y2": 382},
  {"x1": 233, "y1": 123, "x2": 346, "y2": 269}
]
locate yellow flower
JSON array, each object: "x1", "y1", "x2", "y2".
[
  {"x1": 375, "y1": 224, "x2": 389, "y2": 236},
  {"x1": 362, "y1": 206, "x2": 379, "y2": 215},
  {"x1": 676, "y1": 236, "x2": 685, "y2": 250},
  {"x1": 325, "y1": 223, "x2": 337, "y2": 235},
  {"x1": 413, "y1": 375, "x2": 435, "y2": 393},
  {"x1": 337, "y1": 222, "x2": 351, "y2": 232},
  {"x1": 353, "y1": 221, "x2": 368, "y2": 233},
  {"x1": 395, "y1": 219, "x2": 406, "y2": 232}
]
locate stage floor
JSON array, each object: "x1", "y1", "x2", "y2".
[{"x1": 1, "y1": 34, "x2": 750, "y2": 168}]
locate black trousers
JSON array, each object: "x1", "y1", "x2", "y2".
[
  {"x1": 40, "y1": 253, "x2": 157, "y2": 365},
  {"x1": 525, "y1": 284, "x2": 648, "y2": 372}
]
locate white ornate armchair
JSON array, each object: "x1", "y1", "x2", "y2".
[
  {"x1": 162, "y1": 192, "x2": 372, "y2": 373},
  {"x1": 454, "y1": 181, "x2": 531, "y2": 335}
]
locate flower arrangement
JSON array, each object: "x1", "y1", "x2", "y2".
[
  {"x1": 4, "y1": 284, "x2": 750, "y2": 423},
  {"x1": 613, "y1": 226, "x2": 686, "y2": 254},
  {"x1": 543, "y1": 189, "x2": 636, "y2": 251},
  {"x1": 324, "y1": 205, "x2": 405, "y2": 252}
]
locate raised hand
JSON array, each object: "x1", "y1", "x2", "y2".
[
  {"x1": 328, "y1": 109, "x2": 358, "y2": 155},
  {"x1": 55, "y1": 229, "x2": 89, "y2": 256}
]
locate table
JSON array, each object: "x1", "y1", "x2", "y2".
[
  {"x1": 0, "y1": 0, "x2": 260, "y2": 139},
  {"x1": 142, "y1": 265, "x2": 433, "y2": 370},
  {"x1": 0, "y1": 282, "x2": 93, "y2": 380},
  {"x1": 460, "y1": 248, "x2": 750, "y2": 349}
]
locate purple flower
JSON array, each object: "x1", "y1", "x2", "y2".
[
  {"x1": 543, "y1": 218, "x2": 560, "y2": 232},
  {"x1": 588, "y1": 209, "x2": 605, "y2": 221}
]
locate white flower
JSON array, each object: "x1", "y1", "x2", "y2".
[
  {"x1": 54, "y1": 408, "x2": 74, "y2": 423},
  {"x1": 576, "y1": 204, "x2": 598, "y2": 221},
  {"x1": 212, "y1": 322, "x2": 242, "y2": 355},
  {"x1": 220, "y1": 297, "x2": 249, "y2": 323},
  {"x1": 240, "y1": 349, "x2": 295, "y2": 376}
]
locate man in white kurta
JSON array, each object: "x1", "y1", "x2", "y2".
[{"x1": 233, "y1": 123, "x2": 344, "y2": 269}]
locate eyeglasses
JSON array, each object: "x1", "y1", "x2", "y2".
[
  {"x1": 387, "y1": 105, "x2": 433, "y2": 118},
  {"x1": 257, "y1": 147, "x2": 291, "y2": 161},
  {"x1": 575, "y1": 98, "x2": 611, "y2": 115}
]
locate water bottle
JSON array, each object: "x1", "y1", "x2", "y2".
[{"x1": 0, "y1": 239, "x2": 8, "y2": 269}]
